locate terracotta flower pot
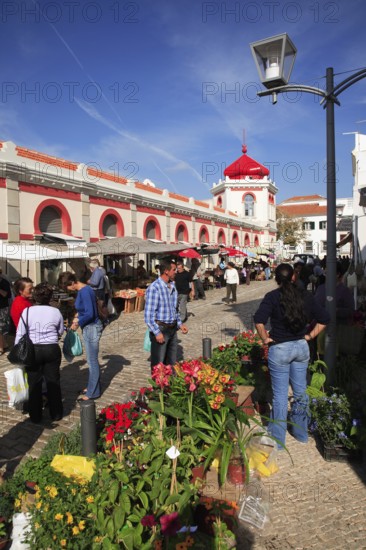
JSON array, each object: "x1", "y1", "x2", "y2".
[
  {"x1": 227, "y1": 458, "x2": 246, "y2": 486},
  {"x1": 191, "y1": 465, "x2": 206, "y2": 483}
]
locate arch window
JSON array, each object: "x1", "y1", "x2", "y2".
[
  {"x1": 244, "y1": 194, "x2": 255, "y2": 217},
  {"x1": 254, "y1": 235, "x2": 259, "y2": 246},
  {"x1": 232, "y1": 232, "x2": 239, "y2": 246},
  {"x1": 102, "y1": 215, "x2": 118, "y2": 237},
  {"x1": 143, "y1": 216, "x2": 162, "y2": 240},
  {"x1": 176, "y1": 223, "x2": 188, "y2": 242},
  {"x1": 199, "y1": 227, "x2": 209, "y2": 243},
  {"x1": 244, "y1": 233, "x2": 250, "y2": 246},
  {"x1": 217, "y1": 230, "x2": 226, "y2": 245},
  {"x1": 39, "y1": 206, "x2": 62, "y2": 233},
  {"x1": 217, "y1": 196, "x2": 223, "y2": 207}
]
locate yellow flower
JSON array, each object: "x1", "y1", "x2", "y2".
[
  {"x1": 86, "y1": 495, "x2": 94, "y2": 503},
  {"x1": 212, "y1": 383, "x2": 223, "y2": 393},
  {"x1": 175, "y1": 544, "x2": 187, "y2": 550},
  {"x1": 18, "y1": 492, "x2": 23, "y2": 499},
  {"x1": 78, "y1": 521, "x2": 86, "y2": 531},
  {"x1": 94, "y1": 536, "x2": 103, "y2": 543},
  {"x1": 214, "y1": 394, "x2": 225, "y2": 404},
  {"x1": 60, "y1": 540, "x2": 67, "y2": 547},
  {"x1": 44, "y1": 504, "x2": 49, "y2": 512},
  {"x1": 186, "y1": 536, "x2": 195, "y2": 547},
  {"x1": 66, "y1": 512, "x2": 73, "y2": 525},
  {"x1": 48, "y1": 486, "x2": 58, "y2": 498},
  {"x1": 72, "y1": 526, "x2": 80, "y2": 535},
  {"x1": 219, "y1": 373, "x2": 230, "y2": 384},
  {"x1": 71, "y1": 488, "x2": 77, "y2": 495},
  {"x1": 34, "y1": 522, "x2": 40, "y2": 530},
  {"x1": 36, "y1": 501, "x2": 42, "y2": 509},
  {"x1": 14, "y1": 499, "x2": 21, "y2": 509},
  {"x1": 53, "y1": 535, "x2": 57, "y2": 540},
  {"x1": 55, "y1": 513, "x2": 64, "y2": 521}
]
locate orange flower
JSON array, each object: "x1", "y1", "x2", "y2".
[
  {"x1": 209, "y1": 401, "x2": 220, "y2": 409},
  {"x1": 185, "y1": 536, "x2": 195, "y2": 547},
  {"x1": 212, "y1": 383, "x2": 223, "y2": 393},
  {"x1": 219, "y1": 374, "x2": 230, "y2": 384},
  {"x1": 214, "y1": 394, "x2": 225, "y2": 404},
  {"x1": 205, "y1": 387, "x2": 213, "y2": 395}
]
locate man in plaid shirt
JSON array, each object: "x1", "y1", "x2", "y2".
[{"x1": 144, "y1": 259, "x2": 188, "y2": 370}]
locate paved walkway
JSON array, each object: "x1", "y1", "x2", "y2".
[{"x1": 1, "y1": 281, "x2": 365, "y2": 549}]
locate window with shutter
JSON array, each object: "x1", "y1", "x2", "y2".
[
  {"x1": 102, "y1": 215, "x2": 117, "y2": 237},
  {"x1": 39, "y1": 206, "x2": 62, "y2": 233}
]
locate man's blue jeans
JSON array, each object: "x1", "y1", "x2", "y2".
[
  {"x1": 82, "y1": 319, "x2": 103, "y2": 399},
  {"x1": 267, "y1": 339, "x2": 310, "y2": 449},
  {"x1": 149, "y1": 326, "x2": 178, "y2": 370}
]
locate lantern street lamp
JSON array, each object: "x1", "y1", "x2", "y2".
[{"x1": 250, "y1": 33, "x2": 366, "y2": 383}]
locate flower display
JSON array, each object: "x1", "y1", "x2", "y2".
[
  {"x1": 152, "y1": 362, "x2": 173, "y2": 388},
  {"x1": 309, "y1": 392, "x2": 360, "y2": 450},
  {"x1": 98, "y1": 401, "x2": 140, "y2": 451},
  {"x1": 232, "y1": 330, "x2": 264, "y2": 361}
]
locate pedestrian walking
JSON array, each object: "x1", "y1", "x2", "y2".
[
  {"x1": 144, "y1": 259, "x2": 188, "y2": 370},
  {"x1": 190, "y1": 258, "x2": 206, "y2": 300},
  {"x1": 175, "y1": 261, "x2": 193, "y2": 322},
  {"x1": 59, "y1": 272, "x2": 104, "y2": 401},
  {"x1": 223, "y1": 262, "x2": 239, "y2": 303},
  {"x1": 253, "y1": 263, "x2": 329, "y2": 449}
]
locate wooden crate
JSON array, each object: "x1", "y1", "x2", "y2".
[
  {"x1": 124, "y1": 297, "x2": 136, "y2": 313},
  {"x1": 135, "y1": 295, "x2": 145, "y2": 312}
]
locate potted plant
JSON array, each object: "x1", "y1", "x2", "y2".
[
  {"x1": 309, "y1": 392, "x2": 362, "y2": 461},
  {"x1": 231, "y1": 331, "x2": 264, "y2": 364}
]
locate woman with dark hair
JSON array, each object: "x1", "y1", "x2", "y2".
[
  {"x1": 10, "y1": 277, "x2": 33, "y2": 328},
  {"x1": 58, "y1": 271, "x2": 103, "y2": 401},
  {"x1": 254, "y1": 263, "x2": 330, "y2": 449},
  {"x1": 15, "y1": 282, "x2": 64, "y2": 423}
]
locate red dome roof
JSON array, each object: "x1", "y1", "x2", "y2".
[{"x1": 224, "y1": 145, "x2": 269, "y2": 179}]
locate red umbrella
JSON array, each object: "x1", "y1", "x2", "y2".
[
  {"x1": 178, "y1": 249, "x2": 202, "y2": 259},
  {"x1": 222, "y1": 248, "x2": 247, "y2": 257}
]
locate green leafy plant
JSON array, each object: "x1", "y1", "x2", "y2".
[
  {"x1": 210, "y1": 345, "x2": 241, "y2": 377},
  {"x1": 0, "y1": 521, "x2": 7, "y2": 539},
  {"x1": 306, "y1": 360, "x2": 327, "y2": 398},
  {"x1": 309, "y1": 392, "x2": 360, "y2": 450},
  {"x1": 231, "y1": 331, "x2": 264, "y2": 362}
]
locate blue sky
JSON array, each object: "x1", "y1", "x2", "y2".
[{"x1": 1, "y1": 0, "x2": 366, "y2": 202}]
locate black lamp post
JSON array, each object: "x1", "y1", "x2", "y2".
[{"x1": 250, "y1": 33, "x2": 366, "y2": 383}]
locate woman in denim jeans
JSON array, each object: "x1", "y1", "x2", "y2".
[
  {"x1": 254, "y1": 263, "x2": 330, "y2": 449},
  {"x1": 59, "y1": 272, "x2": 103, "y2": 401}
]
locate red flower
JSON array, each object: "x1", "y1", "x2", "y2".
[
  {"x1": 141, "y1": 514, "x2": 157, "y2": 527},
  {"x1": 160, "y1": 512, "x2": 181, "y2": 536}
]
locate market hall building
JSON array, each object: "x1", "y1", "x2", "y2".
[{"x1": 0, "y1": 141, "x2": 277, "y2": 283}]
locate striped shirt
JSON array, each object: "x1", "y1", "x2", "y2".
[{"x1": 144, "y1": 277, "x2": 182, "y2": 335}]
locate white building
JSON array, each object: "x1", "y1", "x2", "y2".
[
  {"x1": 277, "y1": 194, "x2": 353, "y2": 259},
  {"x1": 352, "y1": 133, "x2": 366, "y2": 263}
]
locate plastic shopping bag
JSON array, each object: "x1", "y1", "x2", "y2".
[
  {"x1": 5, "y1": 368, "x2": 29, "y2": 408},
  {"x1": 107, "y1": 297, "x2": 116, "y2": 315},
  {"x1": 63, "y1": 330, "x2": 83, "y2": 362},
  {"x1": 143, "y1": 328, "x2": 151, "y2": 352},
  {"x1": 50, "y1": 454, "x2": 95, "y2": 482}
]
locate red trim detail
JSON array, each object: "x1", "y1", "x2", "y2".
[
  {"x1": 215, "y1": 222, "x2": 228, "y2": 229},
  {"x1": 194, "y1": 200, "x2": 209, "y2": 208},
  {"x1": 19, "y1": 181, "x2": 81, "y2": 202},
  {"x1": 231, "y1": 187, "x2": 262, "y2": 191},
  {"x1": 137, "y1": 206, "x2": 164, "y2": 215},
  {"x1": 99, "y1": 209, "x2": 124, "y2": 239},
  {"x1": 34, "y1": 199, "x2": 72, "y2": 236},
  {"x1": 0, "y1": 232, "x2": 8, "y2": 239},
  {"x1": 90, "y1": 196, "x2": 130, "y2": 209},
  {"x1": 89, "y1": 237, "x2": 99, "y2": 242},
  {"x1": 19, "y1": 234, "x2": 35, "y2": 240},
  {"x1": 143, "y1": 216, "x2": 162, "y2": 240},
  {"x1": 16, "y1": 146, "x2": 78, "y2": 171},
  {"x1": 0, "y1": 178, "x2": 6, "y2": 188},
  {"x1": 195, "y1": 217, "x2": 211, "y2": 224},
  {"x1": 175, "y1": 221, "x2": 189, "y2": 242},
  {"x1": 168, "y1": 192, "x2": 189, "y2": 203},
  {"x1": 135, "y1": 182, "x2": 163, "y2": 195},
  {"x1": 87, "y1": 168, "x2": 127, "y2": 185},
  {"x1": 170, "y1": 213, "x2": 191, "y2": 221}
]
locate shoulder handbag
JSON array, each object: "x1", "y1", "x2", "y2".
[{"x1": 7, "y1": 308, "x2": 36, "y2": 370}]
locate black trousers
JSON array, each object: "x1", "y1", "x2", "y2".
[
  {"x1": 149, "y1": 325, "x2": 178, "y2": 370},
  {"x1": 27, "y1": 344, "x2": 63, "y2": 423}
]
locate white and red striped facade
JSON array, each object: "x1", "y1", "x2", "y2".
[{"x1": 0, "y1": 140, "x2": 277, "y2": 279}]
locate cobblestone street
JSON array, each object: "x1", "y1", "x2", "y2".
[{"x1": 1, "y1": 280, "x2": 365, "y2": 549}]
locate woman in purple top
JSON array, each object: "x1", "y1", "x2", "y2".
[
  {"x1": 59, "y1": 272, "x2": 103, "y2": 401},
  {"x1": 254, "y1": 264, "x2": 330, "y2": 449},
  {"x1": 15, "y1": 283, "x2": 64, "y2": 423}
]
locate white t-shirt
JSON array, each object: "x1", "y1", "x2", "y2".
[{"x1": 224, "y1": 268, "x2": 239, "y2": 284}]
